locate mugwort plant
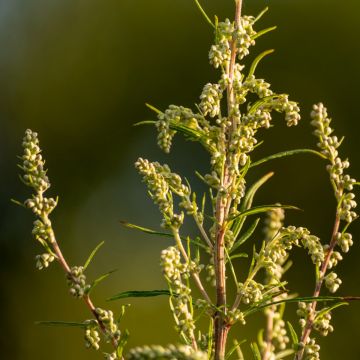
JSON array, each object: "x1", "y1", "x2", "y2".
[{"x1": 16, "y1": 1, "x2": 359, "y2": 359}]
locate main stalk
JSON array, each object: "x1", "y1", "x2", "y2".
[{"x1": 214, "y1": 1, "x2": 242, "y2": 359}]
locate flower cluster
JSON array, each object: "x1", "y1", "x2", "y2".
[
  {"x1": 311, "y1": 103, "x2": 357, "y2": 224},
  {"x1": 126, "y1": 344, "x2": 207, "y2": 360},
  {"x1": 199, "y1": 83, "x2": 222, "y2": 118},
  {"x1": 161, "y1": 247, "x2": 196, "y2": 342},
  {"x1": 84, "y1": 319, "x2": 101, "y2": 350},
  {"x1": 156, "y1": 105, "x2": 203, "y2": 153},
  {"x1": 263, "y1": 226, "x2": 324, "y2": 276},
  {"x1": 95, "y1": 308, "x2": 121, "y2": 344},
  {"x1": 135, "y1": 158, "x2": 189, "y2": 228},
  {"x1": 238, "y1": 280, "x2": 264, "y2": 304},
  {"x1": 234, "y1": 16, "x2": 256, "y2": 60},
  {"x1": 20, "y1": 129, "x2": 50, "y2": 192},
  {"x1": 20, "y1": 129, "x2": 59, "y2": 269},
  {"x1": 66, "y1": 266, "x2": 90, "y2": 298}
]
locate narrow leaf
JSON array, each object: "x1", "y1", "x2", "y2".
[
  {"x1": 250, "y1": 149, "x2": 326, "y2": 168},
  {"x1": 231, "y1": 204, "x2": 300, "y2": 221},
  {"x1": 252, "y1": 26, "x2": 277, "y2": 40},
  {"x1": 254, "y1": 7, "x2": 269, "y2": 23},
  {"x1": 119, "y1": 221, "x2": 207, "y2": 249},
  {"x1": 86, "y1": 269, "x2": 117, "y2": 295},
  {"x1": 250, "y1": 342, "x2": 261, "y2": 360},
  {"x1": 231, "y1": 218, "x2": 260, "y2": 253},
  {"x1": 11, "y1": 198, "x2": 26, "y2": 208},
  {"x1": 193, "y1": 0, "x2": 215, "y2": 28},
  {"x1": 108, "y1": 289, "x2": 172, "y2": 302},
  {"x1": 232, "y1": 172, "x2": 274, "y2": 236},
  {"x1": 275, "y1": 349, "x2": 295, "y2": 359},
  {"x1": 315, "y1": 302, "x2": 348, "y2": 320},
  {"x1": 83, "y1": 241, "x2": 105, "y2": 270},
  {"x1": 133, "y1": 120, "x2": 156, "y2": 127},
  {"x1": 145, "y1": 103, "x2": 162, "y2": 114},
  {"x1": 287, "y1": 321, "x2": 299, "y2": 348},
  {"x1": 116, "y1": 329, "x2": 130, "y2": 358},
  {"x1": 119, "y1": 221, "x2": 173, "y2": 238},
  {"x1": 35, "y1": 321, "x2": 86, "y2": 328},
  {"x1": 248, "y1": 49, "x2": 274, "y2": 78},
  {"x1": 230, "y1": 253, "x2": 249, "y2": 260}
]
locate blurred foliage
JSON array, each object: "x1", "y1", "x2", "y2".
[{"x1": 0, "y1": 0, "x2": 359, "y2": 359}]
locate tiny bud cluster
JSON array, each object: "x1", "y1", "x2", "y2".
[
  {"x1": 66, "y1": 266, "x2": 90, "y2": 298},
  {"x1": 161, "y1": 246, "x2": 196, "y2": 342},
  {"x1": 84, "y1": 319, "x2": 101, "y2": 350}
]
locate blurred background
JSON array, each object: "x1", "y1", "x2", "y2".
[{"x1": 1, "y1": 0, "x2": 359, "y2": 358}]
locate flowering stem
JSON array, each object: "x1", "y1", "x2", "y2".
[
  {"x1": 214, "y1": 1, "x2": 243, "y2": 359},
  {"x1": 294, "y1": 211, "x2": 341, "y2": 360},
  {"x1": 171, "y1": 228, "x2": 212, "y2": 305},
  {"x1": 46, "y1": 219, "x2": 120, "y2": 351}
]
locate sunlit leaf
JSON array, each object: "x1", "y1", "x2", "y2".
[
  {"x1": 108, "y1": 289, "x2": 172, "y2": 302},
  {"x1": 83, "y1": 241, "x2": 105, "y2": 270}
]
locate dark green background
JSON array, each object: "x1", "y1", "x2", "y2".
[{"x1": 1, "y1": 0, "x2": 359, "y2": 359}]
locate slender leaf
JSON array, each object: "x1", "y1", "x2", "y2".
[
  {"x1": 250, "y1": 149, "x2": 326, "y2": 169},
  {"x1": 119, "y1": 221, "x2": 207, "y2": 249},
  {"x1": 10, "y1": 198, "x2": 26, "y2": 208},
  {"x1": 193, "y1": 0, "x2": 215, "y2": 28},
  {"x1": 35, "y1": 321, "x2": 86, "y2": 328},
  {"x1": 226, "y1": 339, "x2": 246, "y2": 360},
  {"x1": 86, "y1": 269, "x2": 117, "y2": 295},
  {"x1": 120, "y1": 221, "x2": 173, "y2": 238},
  {"x1": 248, "y1": 49, "x2": 274, "y2": 78},
  {"x1": 145, "y1": 103, "x2": 162, "y2": 114},
  {"x1": 287, "y1": 321, "x2": 299, "y2": 348},
  {"x1": 133, "y1": 120, "x2": 156, "y2": 127},
  {"x1": 254, "y1": 7, "x2": 269, "y2": 22},
  {"x1": 275, "y1": 349, "x2": 295, "y2": 359},
  {"x1": 83, "y1": 241, "x2": 105, "y2": 270},
  {"x1": 252, "y1": 26, "x2": 277, "y2": 40},
  {"x1": 250, "y1": 342, "x2": 261, "y2": 360},
  {"x1": 232, "y1": 172, "x2": 274, "y2": 236},
  {"x1": 116, "y1": 329, "x2": 130, "y2": 358},
  {"x1": 108, "y1": 289, "x2": 172, "y2": 302},
  {"x1": 315, "y1": 302, "x2": 348, "y2": 320},
  {"x1": 231, "y1": 218, "x2": 260, "y2": 253},
  {"x1": 230, "y1": 253, "x2": 249, "y2": 260},
  {"x1": 231, "y1": 204, "x2": 300, "y2": 221}
]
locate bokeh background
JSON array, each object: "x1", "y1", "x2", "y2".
[{"x1": 1, "y1": 0, "x2": 359, "y2": 359}]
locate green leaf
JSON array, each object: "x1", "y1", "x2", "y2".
[
  {"x1": 133, "y1": 120, "x2": 156, "y2": 127},
  {"x1": 250, "y1": 149, "x2": 327, "y2": 169},
  {"x1": 86, "y1": 269, "x2": 117, "y2": 295},
  {"x1": 231, "y1": 218, "x2": 260, "y2": 253},
  {"x1": 230, "y1": 253, "x2": 249, "y2": 260},
  {"x1": 232, "y1": 172, "x2": 274, "y2": 237},
  {"x1": 83, "y1": 241, "x2": 105, "y2": 270},
  {"x1": 120, "y1": 221, "x2": 173, "y2": 238},
  {"x1": 193, "y1": 0, "x2": 215, "y2": 28},
  {"x1": 254, "y1": 7, "x2": 269, "y2": 23},
  {"x1": 231, "y1": 204, "x2": 300, "y2": 222},
  {"x1": 287, "y1": 321, "x2": 299, "y2": 349},
  {"x1": 107, "y1": 289, "x2": 172, "y2": 302},
  {"x1": 275, "y1": 349, "x2": 295, "y2": 359},
  {"x1": 250, "y1": 342, "x2": 261, "y2": 360},
  {"x1": 252, "y1": 26, "x2": 277, "y2": 40},
  {"x1": 116, "y1": 329, "x2": 130, "y2": 358},
  {"x1": 145, "y1": 103, "x2": 162, "y2": 114},
  {"x1": 10, "y1": 198, "x2": 26, "y2": 208},
  {"x1": 119, "y1": 221, "x2": 207, "y2": 249},
  {"x1": 315, "y1": 302, "x2": 348, "y2": 321},
  {"x1": 35, "y1": 321, "x2": 86, "y2": 328},
  {"x1": 226, "y1": 339, "x2": 246, "y2": 360},
  {"x1": 248, "y1": 49, "x2": 274, "y2": 78}
]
